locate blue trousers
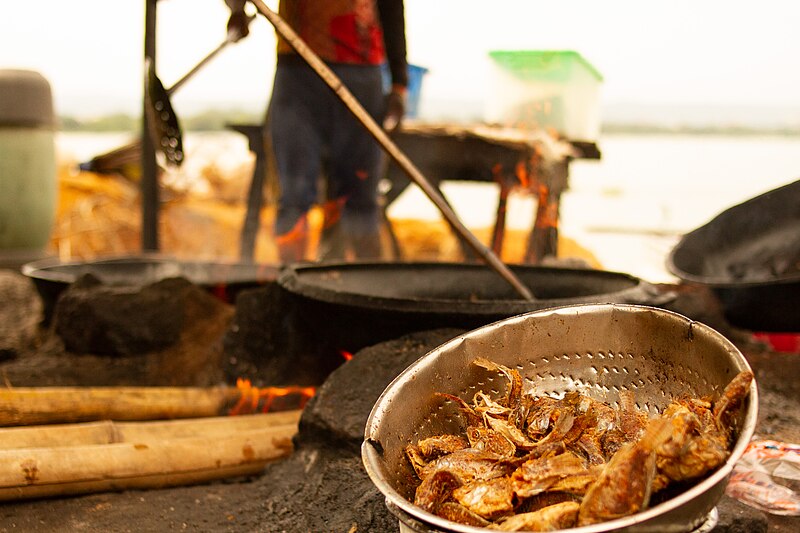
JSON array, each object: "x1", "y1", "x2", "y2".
[{"x1": 268, "y1": 59, "x2": 385, "y2": 252}]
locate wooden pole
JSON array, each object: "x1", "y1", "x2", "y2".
[
  {"x1": 490, "y1": 165, "x2": 510, "y2": 257},
  {"x1": 0, "y1": 414, "x2": 299, "y2": 501},
  {"x1": 0, "y1": 386, "x2": 242, "y2": 426},
  {"x1": 0, "y1": 411, "x2": 301, "y2": 449}
]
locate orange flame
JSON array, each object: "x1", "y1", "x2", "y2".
[
  {"x1": 490, "y1": 163, "x2": 504, "y2": 185},
  {"x1": 339, "y1": 349, "x2": 354, "y2": 361},
  {"x1": 515, "y1": 160, "x2": 529, "y2": 189},
  {"x1": 275, "y1": 214, "x2": 309, "y2": 246},
  {"x1": 321, "y1": 197, "x2": 347, "y2": 230},
  {"x1": 211, "y1": 284, "x2": 228, "y2": 301},
  {"x1": 534, "y1": 183, "x2": 559, "y2": 230},
  {"x1": 228, "y1": 378, "x2": 316, "y2": 415}
]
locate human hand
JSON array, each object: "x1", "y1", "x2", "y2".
[
  {"x1": 382, "y1": 85, "x2": 407, "y2": 132},
  {"x1": 227, "y1": 10, "x2": 251, "y2": 42}
]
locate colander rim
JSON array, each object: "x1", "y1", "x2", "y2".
[{"x1": 362, "y1": 303, "x2": 758, "y2": 533}]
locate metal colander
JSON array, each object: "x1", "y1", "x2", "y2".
[{"x1": 362, "y1": 304, "x2": 758, "y2": 533}]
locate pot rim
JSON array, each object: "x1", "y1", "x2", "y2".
[
  {"x1": 279, "y1": 261, "x2": 673, "y2": 315},
  {"x1": 666, "y1": 178, "x2": 800, "y2": 288},
  {"x1": 21, "y1": 254, "x2": 279, "y2": 286}
]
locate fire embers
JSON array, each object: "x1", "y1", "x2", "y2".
[
  {"x1": 227, "y1": 378, "x2": 315, "y2": 415},
  {"x1": 404, "y1": 358, "x2": 753, "y2": 530}
]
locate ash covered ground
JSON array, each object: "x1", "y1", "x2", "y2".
[{"x1": 0, "y1": 270, "x2": 797, "y2": 532}]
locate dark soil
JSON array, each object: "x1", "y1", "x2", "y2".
[{"x1": 0, "y1": 269, "x2": 797, "y2": 532}]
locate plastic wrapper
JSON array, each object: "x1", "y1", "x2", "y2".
[{"x1": 725, "y1": 439, "x2": 800, "y2": 515}]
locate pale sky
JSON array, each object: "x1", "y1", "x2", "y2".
[{"x1": 2, "y1": 1, "x2": 800, "y2": 118}]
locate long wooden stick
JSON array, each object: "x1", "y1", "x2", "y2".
[
  {"x1": 0, "y1": 386, "x2": 240, "y2": 426},
  {"x1": 248, "y1": 0, "x2": 535, "y2": 301},
  {"x1": 0, "y1": 411, "x2": 302, "y2": 449},
  {"x1": 0, "y1": 422, "x2": 297, "y2": 501}
]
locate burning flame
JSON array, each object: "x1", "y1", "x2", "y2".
[
  {"x1": 339, "y1": 349, "x2": 354, "y2": 361},
  {"x1": 514, "y1": 160, "x2": 530, "y2": 189},
  {"x1": 534, "y1": 183, "x2": 559, "y2": 230},
  {"x1": 490, "y1": 163, "x2": 504, "y2": 184},
  {"x1": 228, "y1": 378, "x2": 316, "y2": 416},
  {"x1": 211, "y1": 284, "x2": 228, "y2": 302},
  {"x1": 321, "y1": 197, "x2": 347, "y2": 230},
  {"x1": 275, "y1": 214, "x2": 309, "y2": 246}
]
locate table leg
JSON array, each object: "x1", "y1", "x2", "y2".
[{"x1": 490, "y1": 165, "x2": 509, "y2": 258}]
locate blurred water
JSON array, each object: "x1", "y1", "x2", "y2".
[
  {"x1": 56, "y1": 131, "x2": 251, "y2": 170},
  {"x1": 565, "y1": 134, "x2": 800, "y2": 232},
  {"x1": 561, "y1": 134, "x2": 800, "y2": 281},
  {"x1": 56, "y1": 131, "x2": 136, "y2": 163}
]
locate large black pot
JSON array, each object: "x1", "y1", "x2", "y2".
[
  {"x1": 277, "y1": 261, "x2": 673, "y2": 357},
  {"x1": 21, "y1": 255, "x2": 279, "y2": 324},
  {"x1": 667, "y1": 179, "x2": 800, "y2": 332}
]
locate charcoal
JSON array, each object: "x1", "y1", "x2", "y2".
[
  {"x1": 53, "y1": 275, "x2": 212, "y2": 356},
  {"x1": 221, "y1": 282, "x2": 301, "y2": 386}
]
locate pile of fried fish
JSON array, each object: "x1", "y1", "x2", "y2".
[{"x1": 404, "y1": 358, "x2": 753, "y2": 531}]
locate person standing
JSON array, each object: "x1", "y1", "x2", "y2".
[{"x1": 226, "y1": 0, "x2": 408, "y2": 262}]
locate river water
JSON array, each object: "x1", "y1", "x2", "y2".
[{"x1": 56, "y1": 131, "x2": 800, "y2": 283}]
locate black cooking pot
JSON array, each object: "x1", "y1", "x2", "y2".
[
  {"x1": 22, "y1": 255, "x2": 279, "y2": 324},
  {"x1": 277, "y1": 261, "x2": 673, "y2": 357},
  {"x1": 667, "y1": 179, "x2": 800, "y2": 332}
]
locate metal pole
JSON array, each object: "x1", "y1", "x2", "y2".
[
  {"x1": 142, "y1": 0, "x2": 159, "y2": 251},
  {"x1": 248, "y1": 0, "x2": 535, "y2": 301}
]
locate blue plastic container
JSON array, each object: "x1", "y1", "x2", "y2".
[{"x1": 381, "y1": 63, "x2": 429, "y2": 118}]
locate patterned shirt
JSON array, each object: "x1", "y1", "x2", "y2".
[
  {"x1": 227, "y1": 0, "x2": 408, "y2": 86},
  {"x1": 278, "y1": 0, "x2": 385, "y2": 64}
]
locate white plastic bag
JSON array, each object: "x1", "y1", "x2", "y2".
[{"x1": 725, "y1": 439, "x2": 800, "y2": 515}]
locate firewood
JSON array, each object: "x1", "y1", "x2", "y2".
[
  {"x1": 0, "y1": 411, "x2": 301, "y2": 449},
  {"x1": 0, "y1": 412, "x2": 301, "y2": 501},
  {"x1": 0, "y1": 386, "x2": 242, "y2": 426},
  {"x1": 0, "y1": 426, "x2": 295, "y2": 501}
]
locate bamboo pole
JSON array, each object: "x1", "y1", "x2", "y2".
[
  {"x1": 0, "y1": 424, "x2": 296, "y2": 501},
  {"x1": 0, "y1": 386, "x2": 241, "y2": 427},
  {"x1": 0, "y1": 411, "x2": 301, "y2": 449}
]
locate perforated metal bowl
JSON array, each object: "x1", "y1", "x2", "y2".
[{"x1": 362, "y1": 304, "x2": 758, "y2": 533}]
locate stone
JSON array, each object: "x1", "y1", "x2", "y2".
[
  {"x1": 53, "y1": 275, "x2": 212, "y2": 356},
  {"x1": 0, "y1": 269, "x2": 42, "y2": 361},
  {"x1": 298, "y1": 327, "x2": 465, "y2": 450}
]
